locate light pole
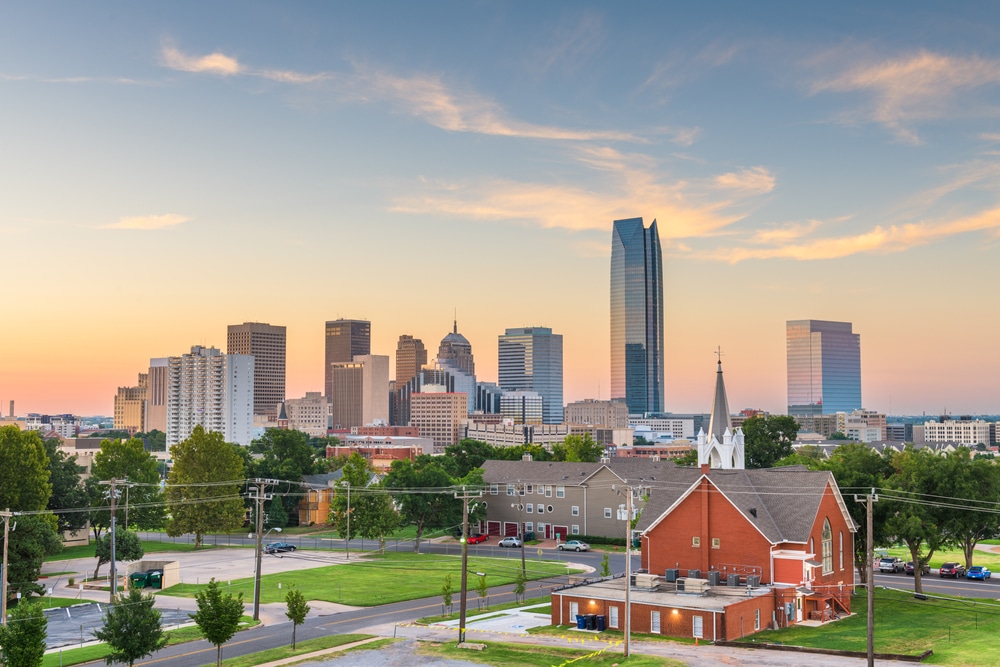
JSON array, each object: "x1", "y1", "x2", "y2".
[
  {"x1": 511, "y1": 481, "x2": 526, "y2": 581},
  {"x1": 1, "y1": 509, "x2": 14, "y2": 626}
]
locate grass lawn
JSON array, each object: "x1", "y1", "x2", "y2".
[
  {"x1": 418, "y1": 596, "x2": 549, "y2": 624},
  {"x1": 217, "y1": 633, "x2": 376, "y2": 667},
  {"x1": 45, "y1": 540, "x2": 208, "y2": 563},
  {"x1": 310, "y1": 524, "x2": 453, "y2": 541},
  {"x1": 417, "y1": 640, "x2": 684, "y2": 666},
  {"x1": 14, "y1": 597, "x2": 89, "y2": 609},
  {"x1": 884, "y1": 545, "x2": 1000, "y2": 570},
  {"x1": 161, "y1": 552, "x2": 581, "y2": 606},
  {"x1": 530, "y1": 625, "x2": 699, "y2": 646},
  {"x1": 744, "y1": 589, "x2": 1000, "y2": 665}
]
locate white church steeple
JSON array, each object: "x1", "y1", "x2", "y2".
[{"x1": 697, "y1": 351, "x2": 745, "y2": 469}]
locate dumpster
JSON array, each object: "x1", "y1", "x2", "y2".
[
  {"x1": 129, "y1": 571, "x2": 148, "y2": 588},
  {"x1": 585, "y1": 614, "x2": 597, "y2": 630},
  {"x1": 576, "y1": 614, "x2": 586, "y2": 629},
  {"x1": 596, "y1": 615, "x2": 606, "y2": 631},
  {"x1": 147, "y1": 569, "x2": 163, "y2": 589}
]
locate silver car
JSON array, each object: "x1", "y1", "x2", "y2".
[
  {"x1": 558, "y1": 540, "x2": 590, "y2": 552},
  {"x1": 498, "y1": 536, "x2": 523, "y2": 548}
]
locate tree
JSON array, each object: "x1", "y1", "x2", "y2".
[
  {"x1": 266, "y1": 498, "x2": 288, "y2": 529},
  {"x1": 93, "y1": 530, "x2": 144, "y2": 581},
  {"x1": 166, "y1": 427, "x2": 246, "y2": 548},
  {"x1": 284, "y1": 589, "x2": 309, "y2": 649},
  {"x1": 3, "y1": 515, "x2": 63, "y2": 600},
  {"x1": 88, "y1": 438, "x2": 164, "y2": 540},
  {"x1": 0, "y1": 600, "x2": 47, "y2": 667},
  {"x1": 43, "y1": 438, "x2": 89, "y2": 534},
  {"x1": 443, "y1": 439, "x2": 495, "y2": 477},
  {"x1": 328, "y1": 454, "x2": 399, "y2": 553},
  {"x1": 476, "y1": 574, "x2": 488, "y2": 608},
  {"x1": 93, "y1": 587, "x2": 166, "y2": 667},
  {"x1": 934, "y1": 448, "x2": 1000, "y2": 569},
  {"x1": 135, "y1": 430, "x2": 167, "y2": 453},
  {"x1": 829, "y1": 431, "x2": 851, "y2": 441},
  {"x1": 600, "y1": 551, "x2": 611, "y2": 577},
  {"x1": 0, "y1": 426, "x2": 51, "y2": 512},
  {"x1": 556, "y1": 434, "x2": 605, "y2": 463},
  {"x1": 249, "y1": 429, "x2": 320, "y2": 523},
  {"x1": 742, "y1": 415, "x2": 799, "y2": 469},
  {"x1": 673, "y1": 448, "x2": 698, "y2": 466},
  {"x1": 513, "y1": 568, "x2": 527, "y2": 603},
  {"x1": 191, "y1": 578, "x2": 244, "y2": 667},
  {"x1": 441, "y1": 574, "x2": 453, "y2": 611}
]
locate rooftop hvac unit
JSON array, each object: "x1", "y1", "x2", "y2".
[
  {"x1": 727, "y1": 573, "x2": 741, "y2": 586},
  {"x1": 676, "y1": 578, "x2": 685, "y2": 592},
  {"x1": 706, "y1": 570, "x2": 721, "y2": 586},
  {"x1": 664, "y1": 568, "x2": 679, "y2": 582},
  {"x1": 747, "y1": 574, "x2": 761, "y2": 588},
  {"x1": 688, "y1": 569, "x2": 702, "y2": 579},
  {"x1": 679, "y1": 577, "x2": 710, "y2": 594},
  {"x1": 633, "y1": 573, "x2": 658, "y2": 589}
]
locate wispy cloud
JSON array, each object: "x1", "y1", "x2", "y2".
[
  {"x1": 714, "y1": 166, "x2": 775, "y2": 194},
  {"x1": 641, "y1": 40, "x2": 742, "y2": 92},
  {"x1": 161, "y1": 44, "x2": 330, "y2": 84},
  {"x1": 532, "y1": 11, "x2": 606, "y2": 75},
  {"x1": 101, "y1": 214, "x2": 191, "y2": 231},
  {"x1": 812, "y1": 50, "x2": 1000, "y2": 143}
]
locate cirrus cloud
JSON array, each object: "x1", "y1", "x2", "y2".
[{"x1": 101, "y1": 214, "x2": 191, "y2": 231}]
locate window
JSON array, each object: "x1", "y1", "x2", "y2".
[
  {"x1": 538, "y1": 522, "x2": 546, "y2": 536},
  {"x1": 609, "y1": 606, "x2": 619, "y2": 628},
  {"x1": 839, "y1": 531, "x2": 844, "y2": 570},
  {"x1": 537, "y1": 505, "x2": 544, "y2": 515},
  {"x1": 556, "y1": 486, "x2": 565, "y2": 498},
  {"x1": 537, "y1": 485, "x2": 544, "y2": 495},
  {"x1": 604, "y1": 507, "x2": 612, "y2": 519},
  {"x1": 545, "y1": 486, "x2": 553, "y2": 497},
  {"x1": 570, "y1": 601, "x2": 578, "y2": 619},
  {"x1": 525, "y1": 521, "x2": 533, "y2": 532},
  {"x1": 754, "y1": 609, "x2": 760, "y2": 631},
  {"x1": 692, "y1": 615, "x2": 703, "y2": 639},
  {"x1": 822, "y1": 519, "x2": 833, "y2": 574},
  {"x1": 518, "y1": 486, "x2": 525, "y2": 496},
  {"x1": 547, "y1": 505, "x2": 554, "y2": 513},
  {"x1": 571, "y1": 505, "x2": 580, "y2": 516},
  {"x1": 526, "y1": 484, "x2": 533, "y2": 494},
  {"x1": 507, "y1": 484, "x2": 515, "y2": 496},
  {"x1": 571, "y1": 525, "x2": 579, "y2": 534},
  {"x1": 692, "y1": 536, "x2": 701, "y2": 547},
  {"x1": 526, "y1": 503, "x2": 533, "y2": 513},
  {"x1": 712, "y1": 537, "x2": 720, "y2": 549},
  {"x1": 490, "y1": 484, "x2": 498, "y2": 495},
  {"x1": 651, "y1": 611, "x2": 661, "y2": 633}
]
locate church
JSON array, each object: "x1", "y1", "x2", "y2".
[{"x1": 550, "y1": 360, "x2": 856, "y2": 640}]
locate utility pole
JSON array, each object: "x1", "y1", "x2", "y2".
[
  {"x1": 99, "y1": 479, "x2": 124, "y2": 604},
  {"x1": 248, "y1": 479, "x2": 277, "y2": 621},
  {"x1": 454, "y1": 485, "x2": 482, "y2": 645},
  {"x1": 345, "y1": 481, "x2": 350, "y2": 562},
  {"x1": 855, "y1": 489, "x2": 878, "y2": 667},
  {"x1": 1, "y1": 509, "x2": 12, "y2": 626},
  {"x1": 614, "y1": 482, "x2": 640, "y2": 658}
]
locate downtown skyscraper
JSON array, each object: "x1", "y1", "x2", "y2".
[
  {"x1": 325, "y1": 319, "x2": 371, "y2": 400},
  {"x1": 227, "y1": 321, "x2": 286, "y2": 418},
  {"x1": 610, "y1": 217, "x2": 664, "y2": 414},
  {"x1": 786, "y1": 319, "x2": 862, "y2": 417},
  {"x1": 498, "y1": 326, "x2": 564, "y2": 424}
]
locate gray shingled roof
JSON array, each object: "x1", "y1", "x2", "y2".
[{"x1": 480, "y1": 460, "x2": 603, "y2": 485}]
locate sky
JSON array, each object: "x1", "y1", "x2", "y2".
[{"x1": 2, "y1": 2, "x2": 1000, "y2": 417}]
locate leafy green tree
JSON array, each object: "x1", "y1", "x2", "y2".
[
  {"x1": 742, "y1": 415, "x2": 799, "y2": 469},
  {"x1": 266, "y1": 498, "x2": 288, "y2": 529},
  {"x1": 0, "y1": 600, "x2": 47, "y2": 667},
  {"x1": 329, "y1": 454, "x2": 399, "y2": 552},
  {"x1": 673, "y1": 448, "x2": 698, "y2": 466},
  {"x1": 250, "y1": 429, "x2": 319, "y2": 523},
  {"x1": 0, "y1": 426, "x2": 51, "y2": 512},
  {"x1": 513, "y1": 568, "x2": 527, "y2": 603},
  {"x1": 93, "y1": 530, "x2": 144, "y2": 581},
  {"x1": 441, "y1": 574, "x2": 453, "y2": 610},
  {"x1": 284, "y1": 589, "x2": 309, "y2": 649},
  {"x1": 600, "y1": 551, "x2": 611, "y2": 577},
  {"x1": 443, "y1": 439, "x2": 495, "y2": 477},
  {"x1": 43, "y1": 438, "x2": 89, "y2": 534},
  {"x1": 491, "y1": 443, "x2": 553, "y2": 462},
  {"x1": 934, "y1": 448, "x2": 1000, "y2": 569},
  {"x1": 135, "y1": 430, "x2": 167, "y2": 453},
  {"x1": 3, "y1": 515, "x2": 62, "y2": 599},
  {"x1": 191, "y1": 578, "x2": 244, "y2": 667},
  {"x1": 166, "y1": 427, "x2": 246, "y2": 548},
  {"x1": 774, "y1": 445, "x2": 827, "y2": 468},
  {"x1": 89, "y1": 431, "x2": 131, "y2": 440},
  {"x1": 88, "y1": 438, "x2": 164, "y2": 540},
  {"x1": 829, "y1": 431, "x2": 851, "y2": 440},
  {"x1": 93, "y1": 588, "x2": 166, "y2": 667},
  {"x1": 476, "y1": 574, "x2": 488, "y2": 607},
  {"x1": 557, "y1": 433, "x2": 605, "y2": 463}
]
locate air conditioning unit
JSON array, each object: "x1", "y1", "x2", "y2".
[
  {"x1": 706, "y1": 570, "x2": 721, "y2": 586},
  {"x1": 680, "y1": 578, "x2": 710, "y2": 594},
  {"x1": 747, "y1": 575, "x2": 761, "y2": 588},
  {"x1": 664, "y1": 568, "x2": 679, "y2": 582},
  {"x1": 676, "y1": 578, "x2": 685, "y2": 591},
  {"x1": 633, "y1": 573, "x2": 658, "y2": 589},
  {"x1": 727, "y1": 573, "x2": 741, "y2": 586},
  {"x1": 688, "y1": 569, "x2": 702, "y2": 579}
]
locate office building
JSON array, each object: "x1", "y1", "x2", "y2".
[
  {"x1": 610, "y1": 217, "x2": 664, "y2": 414},
  {"x1": 329, "y1": 354, "x2": 389, "y2": 429},
  {"x1": 437, "y1": 319, "x2": 475, "y2": 376},
  {"x1": 395, "y1": 334, "x2": 427, "y2": 385},
  {"x1": 114, "y1": 374, "x2": 148, "y2": 434},
  {"x1": 325, "y1": 319, "x2": 371, "y2": 399},
  {"x1": 227, "y1": 322, "x2": 286, "y2": 418},
  {"x1": 498, "y1": 326, "x2": 564, "y2": 424},
  {"x1": 922, "y1": 419, "x2": 991, "y2": 447},
  {"x1": 565, "y1": 399, "x2": 629, "y2": 428},
  {"x1": 500, "y1": 390, "x2": 544, "y2": 425},
  {"x1": 280, "y1": 392, "x2": 329, "y2": 437},
  {"x1": 146, "y1": 358, "x2": 168, "y2": 434},
  {"x1": 166, "y1": 346, "x2": 254, "y2": 447},
  {"x1": 786, "y1": 320, "x2": 862, "y2": 416},
  {"x1": 409, "y1": 386, "x2": 467, "y2": 451}
]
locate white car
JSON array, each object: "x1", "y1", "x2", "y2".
[
  {"x1": 558, "y1": 540, "x2": 590, "y2": 552},
  {"x1": 498, "y1": 536, "x2": 523, "y2": 548}
]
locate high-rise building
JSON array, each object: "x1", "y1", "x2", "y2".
[
  {"x1": 498, "y1": 326, "x2": 564, "y2": 424},
  {"x1": 329, "y1": 354, "x2": 389, "y2": 429},
  {"x1": 409, "y1": 386, "x2": 467, "y2": 451},
  {"x1": 146, "y1": 358, "x2": 168, "y2": 433},
  {"x1": 325, "y1": 319, "x2": 371, "y2": 399},
  {"x1": 786, "y1": 320, "x2": 862, "y2": 416},
  {"x1": 395, "y1": 334, "x2": 427, "y2": 385},
  {"x1": 166, "y1": 346, "x2": 254, "y2": 447},
  {"x1": 500, "y1": 390, "x2": 544, "y2": 425},
  {"x1": 564, "y1": 399, "x2": 629, "y2": 428},
  {"x1": 437, "y1": 320, "x2": 475, "y2": 376},
  {"x1": 227, "y1": 322, "x2": 287, "y2": 418},
  {"x1": 114, "y1": 373, "x2": 148, "y2": 434},
  {"x1": 610, "y1": 217, "x2": 664, "y2": 414},
  {"x1": 280, "y1": 392, "x2": 329, "y2": 438}
]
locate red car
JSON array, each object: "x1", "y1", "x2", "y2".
[
  {"x1": 939, "y1": 562, "x2": 967, "y2": 578},
  {"x1": 466, "y1": 533, "x2": 488, "y2": 544}
]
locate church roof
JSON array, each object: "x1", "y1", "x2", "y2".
[{"x1": 707, "y1": 359, "x2": 732, "y2": 443}]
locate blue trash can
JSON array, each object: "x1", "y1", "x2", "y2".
[
  {"x1": 576, "y1": 615, "x2": 586, "y2": 629},
  {"x1": 596, "y1": 615, "x2": 606, "y2": 631}
]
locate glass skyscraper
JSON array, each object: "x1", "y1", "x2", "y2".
[
  {"x1": 610, "y1": 217, "x2": 664, "y2": 414},
  {"x1": 498, "y1": 327, "x2": 564, "y2": 424},
  {"x1": 786, "y1": 320, "x2": 862, "y2": 416}
]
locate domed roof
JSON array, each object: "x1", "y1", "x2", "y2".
[{"x1": 440, "y1": 320, "x2": 470, "y2": 347}]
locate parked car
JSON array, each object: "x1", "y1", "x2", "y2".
[
  {"x1": 558, "y1": 540, "x2": 590, "y2": 552},
  {"x1": 939, "y1": 562, "x2": 967, "y2": 578},
  {"x1": 264, "y1": 542, "x2": 296, "y2": 554},
  {"x1": 498, "y1": 536, "x2": 523, "y2": 548},
  {"x1": 879, "y1": 557, "x2": 904, "y2": 573},
  {"x1": 467, "y1": 533, "x2": 488, "y2": 544},
  {"x1": 905, "y1": 561, "x2": 930, "y2": 576},
  {"x1": 967, "y1": 566, "x2": 992, "y2": 580}
]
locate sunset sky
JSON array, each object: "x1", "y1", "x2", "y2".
[{"x1": 3, "y1": 2, "x2": 999, "y2": 417}]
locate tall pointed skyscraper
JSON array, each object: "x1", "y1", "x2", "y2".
[{"x1": 610, "y1": 217, "x2": 664, "y2": 414}]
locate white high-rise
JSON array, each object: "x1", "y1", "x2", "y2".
[{"x1": 166, "y1": 345, "x2": 254, "y2": 447}]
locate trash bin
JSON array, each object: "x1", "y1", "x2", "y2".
[
  {"x1": 129, "y1": 571, "x2": 148, "y2": 588},
  {"x1": 596, "y1": 615, "x2": 606, "y2": 631},
  {"x1": 585, "y1": 614, "x2": 597, "y2": 630},
  {"x1": 524, "y1": 532, "x2": 534, "y2": 541},
  {"x1": 576, "y1": 614, "x2": 586, "y2": 629},
  {"x1": 147, "y1": 570, "x2": 163, "y2": 589}
]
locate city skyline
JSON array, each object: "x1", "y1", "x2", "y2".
[{"x1": 3, "y1": 3, "x2": 1000, "y2": 416}]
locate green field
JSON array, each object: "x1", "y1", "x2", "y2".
[
  {"x1": 417, "y1": 639, "x2": 684, "y2": 667},
  {"x1": 160, "y1": 552, "x2": 580, "y2": 606},
  {"x1": 745, "y1": 589, "x2": 1000, "y2": 666},
  {"x1": 883, "y1": 545, "x2": 1000, "y2": 571},
  {"x1": 218, "y1": 634, "x2": 378, "y2": 667},
  {"x1": 418, "y1": 596, "x2": 550, "y2": 624},
  {"x1": 44, "y1": 540, "x2": 209, "y2": 563}
]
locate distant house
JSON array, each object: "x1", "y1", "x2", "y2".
[{"x1": 297, "y1": 469, "x2": 383, "y2": 526}]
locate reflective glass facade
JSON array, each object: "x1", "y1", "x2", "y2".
[
  {"x1": 498, "y1": 327, "x2": 564, "y2": 424},
  {"x1": 786, "y1": 320, "x2": 861, "y2": 416},
  {"x1": 610, "y1": 218, "x2": 664, "y2": 414}
]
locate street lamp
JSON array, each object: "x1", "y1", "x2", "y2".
[
  {"x1": 249, "y1": 526, "x2": 282, "y2": 620},
  {"x1": 510, "y1": 481, "x2": 526, "y2": 587}
]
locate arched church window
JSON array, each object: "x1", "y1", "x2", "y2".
[{"x1": 822, "y1": 519, "x2": 833, "y2": 574}]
